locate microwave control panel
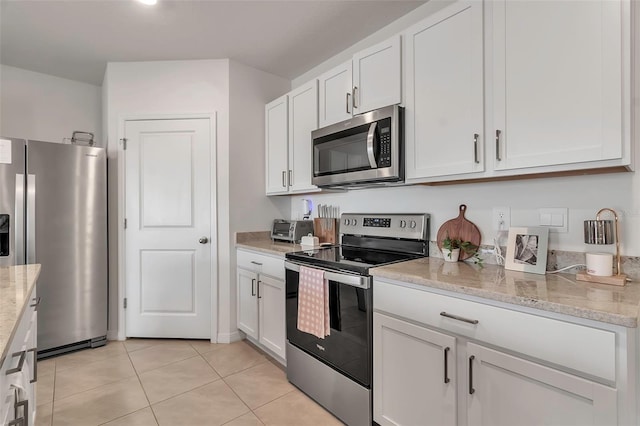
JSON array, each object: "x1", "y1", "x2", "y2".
[{"x1": 377, "y1": 117, "x2": 392, "y2": 167}]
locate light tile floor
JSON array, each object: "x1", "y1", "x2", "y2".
[{"x1": 35, "y1": 339, "x2": 344, "y2": 426}]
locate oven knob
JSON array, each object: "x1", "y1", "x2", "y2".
[
  {"x1": 352, "y1": 219, "x2": 357, "y2": 226},
  {"x1": 410, "y1": 220, "x2": 417, "y2": 229},
  {"x1": 400, "y1": 220, "x2": 406, "y2": 228},
  {"x1": 344, "y1": 219, "x2": 351, "y2": 226}
]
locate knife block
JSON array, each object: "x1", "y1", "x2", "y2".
[{"x1": 314, "y1": 218, "x2": 339, "y2": 245}]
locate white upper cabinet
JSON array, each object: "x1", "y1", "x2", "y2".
[
  {"x1": 265, "y1": 80, "x2": 320, "y2": 196},
  {"x1": 404, "y1": 1, "x2": 484, "y2": 181},
  {"x1": 288, "y1": 80, "x2": 319, "y2": 193},
  {"x1": 353, "y1": 35, "x2": 402, "y2": 115},
  {"x1": 319, "y1": 35, "x2": 402, "y2": 127},
  {"x1": 491, "y1": 0, "x2": 629, "y2": 172},
  {"x1": 318, "y1": 61, "x2": 353, "y2": 128},
  {"x1": 265, "y1": 95, "x2": 289, "y2": 195}
]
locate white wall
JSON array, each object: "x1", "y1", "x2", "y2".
[
  {"x1": 288, "y1": 1, "x2": 640, "y2": 258},
  {"x1": 104, "y1": 59, "x2": 291, "y2": 342},
  {"x1": 0, "y1": 65, "x2": 101, "y2": 143},
  {"x1": 104, "y1": 59, "x2": 230, "y2": 339},
  {"x1": 226, "y1": 60, "x2": 290, "y2": 339}
]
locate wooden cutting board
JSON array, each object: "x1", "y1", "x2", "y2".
[{"x1": 436, "y1": 204, "x2": 482, "y2": 260}]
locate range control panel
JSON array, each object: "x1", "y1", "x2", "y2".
[{"x1": 341, "y1": 213, "x2": 430, "y2": 240}]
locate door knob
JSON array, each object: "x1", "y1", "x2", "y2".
[{"x1": 199, "y1": 237, "x2": 209, "y2": 244}]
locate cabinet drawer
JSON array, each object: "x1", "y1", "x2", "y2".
[
  {"x1": 374, "y1": 279, "x2": 616, "y2": 382},
  {"x1": 237, "y1": 249, "x2": 285, "y2": 280}
]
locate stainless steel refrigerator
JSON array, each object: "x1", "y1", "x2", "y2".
[{"x1": 0, "y1": 137, "x2": 108, "y2": 357}]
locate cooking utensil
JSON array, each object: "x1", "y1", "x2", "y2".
[{"x1": 436, "y1": 204, "x2": 482, "y2": 261}]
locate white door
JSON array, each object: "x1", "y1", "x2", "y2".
[
  {"x1": 467, "y1": 343, "x2": 617, "y2": 426},
  {"x1": 404, "y1": 1, "x2": 484, "y2": 180},
  {"x1": 318, "y1": 60, "x2": 353, "y2": 127},
  {"x1": 353, "y1": 35, "x2": 401, "y2": 115},
  {"x1": 236, "y1": 268, "x2": 259, "y2": 340},
  {"x1": 265, "y1": 95, "x2": 289, "y2": 195},
  {"x1": 492, "y1": 0, "x2": 623, "y2": 170},
  {"x1": 288, "y1": 79, "x2": 319, "y2": 193},
  {"x1": 258, "y1": 274, "x2": 286, "y2": 359},
  {"x1": 125, "y1": 118, "x2": 212, "y2": 338},
  {"x1": 374, "y1": 312, "x2": 457, "y2": 426}
]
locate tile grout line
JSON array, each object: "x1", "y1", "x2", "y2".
[{"x1": 123, "y1": 343, "x2": 161, "y2": 426}]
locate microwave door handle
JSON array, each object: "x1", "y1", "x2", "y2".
[{"x1": 366, "y1": 122, "x2": 378, "y2": 168}]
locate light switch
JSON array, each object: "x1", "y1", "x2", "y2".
[{"x1": 538, "y1": 208, "x2": 568, "y2": 233}]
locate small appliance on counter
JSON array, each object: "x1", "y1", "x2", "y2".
[{"x1": 271, "y1": 219, "x2": 314, "y2": 243}]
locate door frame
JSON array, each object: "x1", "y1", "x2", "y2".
[{"x1": 116, "y1": 112, "x2": 218, "y2": 342}]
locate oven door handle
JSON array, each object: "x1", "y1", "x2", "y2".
[{"x1": 285, "y1": 261, "x2": 371, "y2": 289}]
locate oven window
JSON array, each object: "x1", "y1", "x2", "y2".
[
  {"x1": 285, "y1": 269, "x2": 372, "y2": 387},
  {"x1": 314, "y1": 122, "x2": 375, "y2": 176}
]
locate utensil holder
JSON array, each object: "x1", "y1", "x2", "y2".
[{"x1": 314, "y1": 218, "x2": 339, "y2": 245}]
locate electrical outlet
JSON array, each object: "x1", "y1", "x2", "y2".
[{"x1": 492, "y1": 207, "x2": 511, "y2": 231}]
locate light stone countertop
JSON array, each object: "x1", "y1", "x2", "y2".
[
  {"x1": 371, "y1": 257, "x2": 640, "y2": 327},
  {"x1": 0, "y1": 264, "x2": 41, "y2": 365},
  {"x1": 235, "y1": 231, "x2": 304, "y2": 257}
]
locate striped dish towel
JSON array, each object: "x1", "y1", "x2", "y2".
[{"x1": 297, "y1": 265, "x2": 330, "y2": 339}]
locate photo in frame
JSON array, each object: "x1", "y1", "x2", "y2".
[{"x1": 505, "y1": 226, "x2": 549, "y2": 275}]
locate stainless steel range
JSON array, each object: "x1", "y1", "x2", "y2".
[{"x1": 285, "y1": 213, "x2": 430, "y2": 426}]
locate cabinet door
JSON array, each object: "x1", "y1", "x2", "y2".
[
  {"x1": 237, "y1": 268, "x2": 259, "y2": 340},
  {"x1": 353, "y1": 35, "x2": 402, "y2": 115},
  {"x1": 318, "y1": 61, "x2": 353, "y2": 127},
  {"x1": 467, "y1": 343, "x2": 617, "y2": 426},
  {"x1": 492, "y1": 0, "x2": 624, "y2": 171},
  {"x1": 373, "y1": 312, "x2": 456, "y2": 426},
  {"x1": 258, "y1": 275, "x2": 286, "y2": 360},
  {"x1": 288, "y1": 80, "x2": 319, "y2": 193},
  {"x1": 404, "y1": 1, "x2": 484, "y2": 180},
  {"x1": 265, "y1": 95, "x2": 289, "y2": 195}
]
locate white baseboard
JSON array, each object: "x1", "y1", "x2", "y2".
[
  {"x1": 107, "y1": 329, "x2": 123, "y2": 341},
  {"x1": 217, "y1": 330, "x2": 243, "y2": 343}
]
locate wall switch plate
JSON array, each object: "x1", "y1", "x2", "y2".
[
  {"x1": 492, "y1": 207, "x2": 511, "y2": 231},
  {"x1": 538, "y1": 208, "x2": 568, "y2": 233}
]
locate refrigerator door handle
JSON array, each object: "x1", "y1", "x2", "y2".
[
  {"x1": 15, "y1": 174, "x2": 25, "y2": 265},
  {"x1": 27, "y1": 174, "x2": 36, "y2": 264}
]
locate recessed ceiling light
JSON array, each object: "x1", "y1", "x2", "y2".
[{"x1": 138, "y1": 0, "x2": 157, "y2": 5}]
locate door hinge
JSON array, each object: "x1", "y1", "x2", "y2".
[
  {"x1": 121, "y1": 138, "x2": 127, "y2": 150},
  {"x1": 124, "y1": 218, "x2": 127, "y2": 229},
  {"x1": 124, "y1": 298, "x2": 127, "y2": 309}
]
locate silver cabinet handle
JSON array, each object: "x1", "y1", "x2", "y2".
[
  {"x1": 495, "y1": 129, "x2": 502, "y2": 161},
  {"x1": 6, "y1": 351, "x2": 26, "y2": 375},
  {"x1": 257, "y1": 280, "x2": 262, "y2": 299},
  {"x1": 366, "y1": 122, "x2": 378, "y2": 169},
  {"x1": 440, "y1": 311, "x2": 479, "y2": 325},
  {"x1": 8, "y1": 388, "x2": 28, "y2": 426},
  {"x1": 352, "y1": 86, "x2": 358, "y2": 109},
  {"x1": 469, "y1": 355, "x2": 476, "y2": 395},
  {"x1": 444, "y1": 346, "x2": 450, "y2": 384},
  {"x1": 251, "y1": 278, "x2": 256, "y2": 297},
  {"x1": 473, "y1": 133, "x2": 480, "y2": 164},
  {"x1": 198, "y1": 237, "x2": 209, "y2": 244},
  {"x1": 250, "y1": 261, "x2": 263, "y2": 266},
  {"x1": 288, "y1": 170, "x2": 292, "y2": 187},
  {"x1": 30, "y1": 297, "x2": 41, "y2": 311},
  {"x1": 346, "y1": 93, "x2": 351, "y2": 114},
  {"x1": 27, "y1": 348, "x2": 37, "y2": 383},
  {"x1": 281, "y1": 171, "x2": 286, "y2": 187}
]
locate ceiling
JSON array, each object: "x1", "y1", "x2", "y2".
[{"x1": 0, "y1": 0, "x2": 425, "y2": 86}]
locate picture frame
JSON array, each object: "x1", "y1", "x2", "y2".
[{"x1": 505, "y1": 226, "x2": 549, "y2": 275}]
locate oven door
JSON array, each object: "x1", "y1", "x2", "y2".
[{"x1": 285, "y1": 261, "x2": 372, "y2": 388}]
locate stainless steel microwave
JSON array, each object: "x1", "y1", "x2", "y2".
[{"x1": 312, "y1": 105, "x2": 403, "y2": 188}]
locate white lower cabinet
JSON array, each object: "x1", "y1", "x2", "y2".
[
  {"x1": 373, "y1": 278, "x2": 632, "y2": 426},
  {"x1": 236, "y1": 249, "x2": 286, "y2": 362},
  {"x1": 0, "y1": 286, "x2": 38, "y2": 426},
  {"x1": 373, "y1": 312, "x2": 456, "y2": 426},
  {"x1": 467, "y1": 342, "x2": 617, "y2": 426}
]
